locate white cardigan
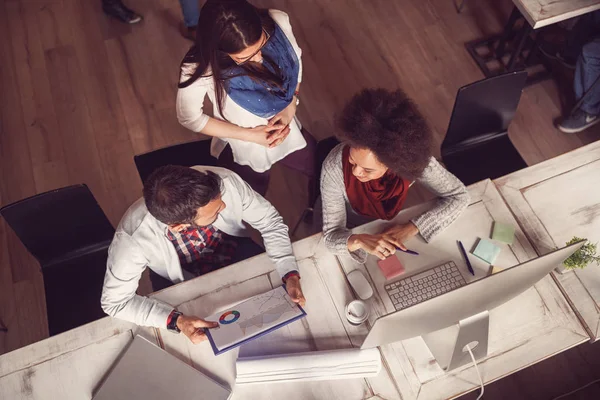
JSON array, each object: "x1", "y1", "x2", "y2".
[
  {"x1": 176, "y1": 10, "x2": 305, "y2": 173},
  {"x1": 101, "y1": 166, "x2": 298, "y2": 328}
]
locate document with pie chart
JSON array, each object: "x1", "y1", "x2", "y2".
[{"x1": 204, "y1": 286, "x2": 306, "y2": 355}]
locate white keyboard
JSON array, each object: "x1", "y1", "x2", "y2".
[{"x1": 385, "y1": 261, "x2": 467, "y2": 311}]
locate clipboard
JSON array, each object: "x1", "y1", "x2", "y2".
[{"x1": 204, "y1": 286, "x2": 306, "y2": 355}]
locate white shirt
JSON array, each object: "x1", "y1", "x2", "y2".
[
  {"x1": 176, "y1": 10, "x2": 305, "y2": 173},
  {"x1": 101, "y1": 166, "x2": 298, "y2": 328}
]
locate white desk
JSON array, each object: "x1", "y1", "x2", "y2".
[
  {"x1": 514, "y1": 0, "x2": 600, "y2": 29},
  {"x1": 335, "y1": 180, "x2": 587, "y2": 400},
  {"x1": 0, "y1": 180, "x2": 588, "y2": 400},
  {"x1": 0, "y1": 235, "x2": 399, "y2": 400},
  {"x1": 495, "y1": 140, "x2": 600, "y2": 342},
  {"x1": 150, "y1": 234, "x2": 400, "y2": 400}
]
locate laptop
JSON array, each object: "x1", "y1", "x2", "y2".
[{"x1": 93, "y1": 335, "x2": 231, "y2": 400}]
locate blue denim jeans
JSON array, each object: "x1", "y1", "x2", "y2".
[
  {"x1": 179, "y1": 0, "x2": 200, "y2": 28},
  {"x1": 574, "y1": 38, "x2": 600, "y2": 115}
]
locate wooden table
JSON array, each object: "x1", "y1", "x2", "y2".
[
  {"x1": 514, "y1": 0, "x2": 600, "y2": 29},
  {"x1": 0, "y1": 180, "x2": 589, "y2": 400},
  {"x1": 495, "y1": 140, "x2": 600, "y2": 342},
  {"x1": 467, "y1": 0, "x2": 600, "y2": 84}
]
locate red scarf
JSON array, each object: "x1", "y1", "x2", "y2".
[{"x1": 342, "y1": 146, "x2": 411, "y2": 220}]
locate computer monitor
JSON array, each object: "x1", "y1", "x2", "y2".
[{"x1": 360, "y1": 240, "x2": 585, "y2": 371}]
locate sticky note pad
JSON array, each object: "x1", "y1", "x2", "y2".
[
  {"x1": 489, "y1": 265, "x2": 504, "y2": 275},
  {"x1": 472, "y1": 239, "x2": 501, "y2": 264},
  {"x1": 377, "y1": 256, "x2": 405, "y2": 280},
  {"x1": 492, "y1": 222, "x2": 515, "y2": 244}
]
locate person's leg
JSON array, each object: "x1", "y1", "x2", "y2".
[
  {"x1": 559, "y1": 38, "x2": 600, "y2": 133},
  {"x1": 278, "y1": 129, "x2": 317, "y2": 179},
  {"x1": 575, "y1": 39, "x2": 600, "y2": 112},
  {"x1": 217, "y1": 145, "x2": 271, "y2": 196},
  {"x1": 178, "y1": 0, "x2": 200, "y2": 41},
  {"x1": 278, "y1": 128, "x2": 318, "y2": 206},
  {"x1": 101, "y1": 0, "x2": 142, "y2": 24}
]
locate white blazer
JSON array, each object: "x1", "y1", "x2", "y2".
[
  {"x1": 176, "y1": 10, "x2": 306, "y2": 173},
  {"x1": 101, "y1": 166, "x2": 298, "y2": 328}
]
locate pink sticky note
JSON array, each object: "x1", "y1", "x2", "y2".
[{"x1": 377, "y1": 256, "x2": 405, "y2": 280}]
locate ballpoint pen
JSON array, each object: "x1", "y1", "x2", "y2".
[
  {"x1": 396, "y1": 247, "x2": 419, "y2": 256},
  {"x1": 458, "y1": 240, "x2": 475, "y2": 276}
]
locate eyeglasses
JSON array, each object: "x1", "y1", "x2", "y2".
[{"x1": 233, "y1": 28, "x2": 270, "y2": 66}]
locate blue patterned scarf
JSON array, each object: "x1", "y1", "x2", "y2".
[{"x1": 224, "y1": 24, "x2": 300, "y2": 118}]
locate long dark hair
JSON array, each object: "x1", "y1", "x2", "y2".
[{"x1": 178, "y1": 0, "x2": 284, "y2": 119}]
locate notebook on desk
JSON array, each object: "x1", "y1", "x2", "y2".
[{"x1": 93, "y1": 335, "x2": 231, "y2": 400}]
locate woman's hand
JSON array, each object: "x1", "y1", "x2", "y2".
[
  {"x1": 347, "y1": 223, "x2": 419, "y2": 260},
  {"x1": 348, "y1": 233, "x2": 398, "y2": 260},
  {"x1": 267, "y1": 124, "x2": 290, "y2": 148},
  {"x1": 244, "y1": 124, "x2": 290, "y2": 148},
  {"x1": 268, "y1": 97, "x2": 297, "y2": 128},
  {"x1": 381, "y1": 223, "x2": 419, "y2": 251}
]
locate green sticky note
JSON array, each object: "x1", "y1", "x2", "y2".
[
  {"x1": 472, "y1": 239, "x2": 501, "y2": 264},
  {"x1": 492, "y1": 222, "x2": 515, "y2": 244}
]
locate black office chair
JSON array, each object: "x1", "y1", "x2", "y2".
[
  {"x1": 441, "y1": 71, "x2": 528, "y2": 186},
  {"x1": 134, "y1": 139, "x2": 218, "y2": 184},
  {"x1": 291, "y1": 136, "x2": 340, "y2": 236},
  {"x1": 0, "y1": 185, "x2": 114, "y2": 336}
]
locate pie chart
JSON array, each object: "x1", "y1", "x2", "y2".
[{"x1": 219, "y1": 310, "x2": 240, "y2": 324}]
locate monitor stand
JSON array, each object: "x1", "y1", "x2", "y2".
[{"x1": 422, "y1": 310, "x2": 489, "y2": 371}]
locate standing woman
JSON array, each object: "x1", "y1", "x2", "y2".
[
  {"x1": 177, "y1": 0, "x2": 314, "y2": 195},
  {"x1": 321, "y1": 88, "x2": 470, "y2": 262}
]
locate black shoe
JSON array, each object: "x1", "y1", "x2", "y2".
[{"x1": 102, "y1": 0, "x2": 142, "y2": 24}]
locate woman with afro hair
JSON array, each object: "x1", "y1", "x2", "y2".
[{"x1": 320, "y1": 88, "x2": 469, "y2": 263}]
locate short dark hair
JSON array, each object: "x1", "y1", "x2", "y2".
[
  {"x1": 143, "y1": 165, "x2": 222, "y2": 224},
  {"x1": 336, "y1": 88, "x2": 433, "y2": 178}
]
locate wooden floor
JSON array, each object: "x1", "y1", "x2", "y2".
[{"x1": 1, "y1": 0, "x2": 600, "y2": 398}]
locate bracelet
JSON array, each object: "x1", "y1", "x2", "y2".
[{"x1": 282, "y1": 270, "x2": 300, "y2": 284}]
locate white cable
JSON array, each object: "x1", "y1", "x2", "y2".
[
  {"x1": 551, "y1": 377, "x2": 600, "y2": 400},
  {"x1": 466, "y1": 346, "x2": 484, "y2": 400}
]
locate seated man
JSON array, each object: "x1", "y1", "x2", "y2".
[
  {"x1": 101, "y1": 165, "x2": 305, "y2": 344},
  {"x1": 559, "y1": 37, "x2": 600, "y2": 133}
]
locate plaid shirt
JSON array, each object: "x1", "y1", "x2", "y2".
[{"x1": 166, "y1": 225, "x2": 238, "y2": 276}]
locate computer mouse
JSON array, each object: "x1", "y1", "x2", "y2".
[{"x1": 347, "y1": 269, "x2": 374, "y2": 300}]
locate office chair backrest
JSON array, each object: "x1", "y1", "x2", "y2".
[
  {"x1": 311, "y1": 137, "x2": 340, "y2": 206},
  {"x1": 0, "y1": 185, "x2": 115, "y2": 266},
  {"x1": 134, "y1": 140, "x2": 217, "y2": 184},
  {"x1": 442, "y1": 71, "x2": 527, "y2": 150}
]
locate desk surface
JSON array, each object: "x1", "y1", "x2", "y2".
[
  {"x1": 495, "y1": 140, "x2": 600, "y2": 342},
  {"x1": 335, "y1": 180, "x2": 586, "y2": 400},
  {"x1": 0, "y1": 180, "x2": 589, "y2": 400},
  {"x1": 514, "y1": 0, "x2": 600, "y2": 29}
]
